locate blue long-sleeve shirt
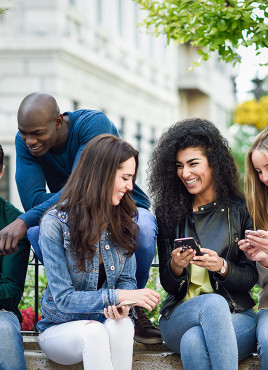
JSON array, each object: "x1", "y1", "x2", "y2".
[{"x1": 16, "y1": 109, "x2": 150, "y2": 228}]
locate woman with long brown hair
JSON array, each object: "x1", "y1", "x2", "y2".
[
  {"x1": 36, "y1": 134, "x2": 160, "y2": 370},
  {"x1": 239, "y1": 128, "x2": 268, "y2": 369}
]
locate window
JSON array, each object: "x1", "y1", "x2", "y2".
[
  {"x1": 72, "y1": 100, "x2": 79, "y2": 110},
  {"x1": 118, "y1": 117, "x2": 125, "y2": 138},
  {"x1": 96, "y1": 0, "x2": 102, "y2": 24},
  {"x1": 135, "y1": 122, "x2": 142, "y2": 152},
  {"x1": 118, "y1": 0, "x2": 123, "y2": 36},
  {"x1": 149, "y1": 126, "x2": 156, "y2": 149},
  {"x1": 0, "y1": 156, "x2": 10, "y2": 201}
]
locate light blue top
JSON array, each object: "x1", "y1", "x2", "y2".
[{"x1": 37, "y1": 207, "x2": 137, "y2": 332}]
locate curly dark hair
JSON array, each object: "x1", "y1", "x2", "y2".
[{"x1": 148, "y1": 118, "x2": 243, "y2": 227}]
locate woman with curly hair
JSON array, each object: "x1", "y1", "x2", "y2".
[
  {"x1": 239, "y1": 128, "x2": 268, "y2": 369},
  {"x1": 36, "y1": 134, "x2": 160, "y2": 370},
  {"x1": 148, "y1": 118, "x2": 258, "y2": 370}
]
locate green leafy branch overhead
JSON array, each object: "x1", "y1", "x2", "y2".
[{"x1": 133, "y1": 0, "x2": 268, "y2": 66}]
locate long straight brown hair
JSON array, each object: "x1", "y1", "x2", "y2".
[
  {"x1": 57, "y1": 134, "x2": 139, "y2": 270},
  {"x1": 245, "y1": 128, "x2": 268, "y2": 231}
]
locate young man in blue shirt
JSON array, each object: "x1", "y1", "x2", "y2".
[{"x1": 0, "y1": 92, "x2": 161, "y2": 344}]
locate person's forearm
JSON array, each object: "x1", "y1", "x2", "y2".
[{"x1": 19, "y1": 192, "x2": 61, "y2": 228}]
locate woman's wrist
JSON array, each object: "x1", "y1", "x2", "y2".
[
  {"x1": 258, "y1": 255, "x2": 268, "y2": 268},
  {"x1": 170, "y1": 258, "x2": 184, "y2": 277},
  {"x1": 216, "y1": 257, "x2": 229, "y2": 277}
]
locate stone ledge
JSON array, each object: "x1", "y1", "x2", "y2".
[{"x1": 23, "y1": 335, "x2": 261, "y2": 370}]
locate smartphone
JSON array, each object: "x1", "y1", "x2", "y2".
[
  {"x1": 116, "y1": 300, "x2": 137, "y2": 308},
  {"x1": 245, "y1": 230, "x2": 262, "y2": 238},
  {"x1": 174, "y1": 237, "x2": 203, "y2": 256}
]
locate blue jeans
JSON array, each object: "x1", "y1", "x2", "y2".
[
  {"x1": 256, "y1": 309, "x2": 268, "y2": 370},
  {"x1": 159, "y1": 294, "x2": 257, "y2": 370},
  {"x1": 27, "y1": 207, "x2": 157, "y2": 289},
  {"x1": 0, "y1": 311, "x2": 26, "y2": 370}
]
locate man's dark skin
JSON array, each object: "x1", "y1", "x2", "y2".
[{"x1": 0, "y1": 93, "x2": 69, "y2": 255}]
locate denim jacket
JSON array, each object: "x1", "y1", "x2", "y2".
[{"x1": 37, "y1": 208, "x2": 137, "y2": 332}]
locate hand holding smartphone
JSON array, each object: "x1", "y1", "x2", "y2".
[
  {"x1": 174, "y1": 237, "x2": 203, "y2": 256},
  {"x1": 116, "y1": 300, "x2": 137, "y2": 308}
]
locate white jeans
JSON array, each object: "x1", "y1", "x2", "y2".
[{"x1": 38, "y1": 317, "x2": 134, "y2": 370}]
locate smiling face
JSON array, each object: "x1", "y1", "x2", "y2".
[
  {"x1": 176, "y1": 147, "x2": 216, "y2": 205},
  {"x1": 252, "y1": 149, "x2": 268, "y2": 187},
  {"x1": 112, "y1": 156, "x2": 136, "y2": 206},
  {"x1": 18, "y1": 112, "x2": 62, "y2": 157}
]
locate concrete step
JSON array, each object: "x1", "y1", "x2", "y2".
[{"x1": 23, "y1": 335, "x2": 261, "y2": 370}]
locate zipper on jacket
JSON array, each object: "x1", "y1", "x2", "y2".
[
  {"x1": 179, "y1": 278, "x2": 186, "y2": 290},
  {"x1": 226, "y1": 207, "x2": 232, "y2": 260},
  {"x1": 223, "y1": 286, "x2": 237, "y2": 313},
  {"x1": 166, "y1": 277, "x2": 188, "y2": 319}
]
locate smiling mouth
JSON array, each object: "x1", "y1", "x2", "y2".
[
  {"x1": 117, "y1": 192, "x2": 124, "y2": 197},
  {"x1": 185, "y1": 178, "x2": 199, "y2": 185},
  {"x1": 28, "y1": 145, "x2": 43, "y2": 151}
]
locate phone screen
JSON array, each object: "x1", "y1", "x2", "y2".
[{"x1": 174, "y1": 237, "x2": 203, "y2": 256}]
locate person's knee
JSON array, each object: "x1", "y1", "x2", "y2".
[
  {"x1": 81, "y1": 321, "x2": 108, "y2": 344},
  {"x1": 200, "y1": 294, "x2": 230, "y2": 315},
  {"x1": 27, "y1": 226, "x2": 43, "y2": 263},
  {"x1": 105, "y1": 317, "x2": 134, "y2": 334},
  {"x1": 0, "y1": 316, "x2": 20, "y2": 341}
]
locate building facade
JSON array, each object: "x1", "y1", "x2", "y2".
[{"x1": 0, "y1": 0, "x2": 235, "y2": 208}]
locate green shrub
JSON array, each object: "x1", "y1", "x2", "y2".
[
  {"x1": 19, "y1": 263, "x2": 47, "y2": 314},
  {"x1": 145, "y1": 267, "x2": 167, "y2": 327},
  {"x1": 251, "y1": 284, "x2": 261, "y2": 311}
]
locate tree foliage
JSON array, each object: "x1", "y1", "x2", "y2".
[
  {"x1": 133, "y1": 0, "x2": 268, "y2": 66},
  {"x1": 234, "y1": 96, "x2": 268, "y2": 130}
]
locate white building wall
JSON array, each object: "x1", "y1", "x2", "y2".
[{"x1": 0, "y1": 0, "x2": 235, "y2": 208}]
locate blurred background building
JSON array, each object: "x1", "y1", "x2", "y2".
[{"x1": 0, "y1": 0, "x2": 236, "y2": 209}]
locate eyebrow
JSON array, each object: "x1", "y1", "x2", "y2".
[
  {"x1": 176, "y1": 158, "x2": 201, "y2": 164},
  {"x1": 255, "y1": 163, "x2": 268, "y2": 170},
  {"x1": 19, "y1": 128, "x2": 45, "y2": 134}
]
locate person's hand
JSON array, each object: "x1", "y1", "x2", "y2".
[
  {"x1": 172, "y1": 246, "x2": 196, "y2": 268},
  {"x1": 170, "y1": 247, "x2": 196, "y2": 277},
  {"x1": 118, "y1": 288, "x2": 160, "y2": 311},
  {"x1": 191, "y1": 248, "x2": 224, "y2": 272},
  {"x1": 0, "y1": 218, "x2": 27, "y2": 255},
  {"x1": 245, "y1": 230, "x2": 268, "y2": 254},
  {"x1": 239, "y1": 237, "x2": 268, "y2": 267},
  {"x1": 104, "y1": 305, "x2": 130, "y2": 320}
]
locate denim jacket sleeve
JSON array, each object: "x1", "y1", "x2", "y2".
[{"x1": 39, "y1": 213, "x2": 120, "y2": 313}]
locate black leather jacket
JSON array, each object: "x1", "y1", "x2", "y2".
[{"x1": 157, "y1": 197, "x2": 258, "y2": 319}]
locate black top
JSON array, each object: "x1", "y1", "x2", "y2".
[
  {"x1": 157, "y1": 197, "x2": 258, "y2": 318},
  {"x1": 97, "y1": 263, "x2": 106, "y2": 290}
]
